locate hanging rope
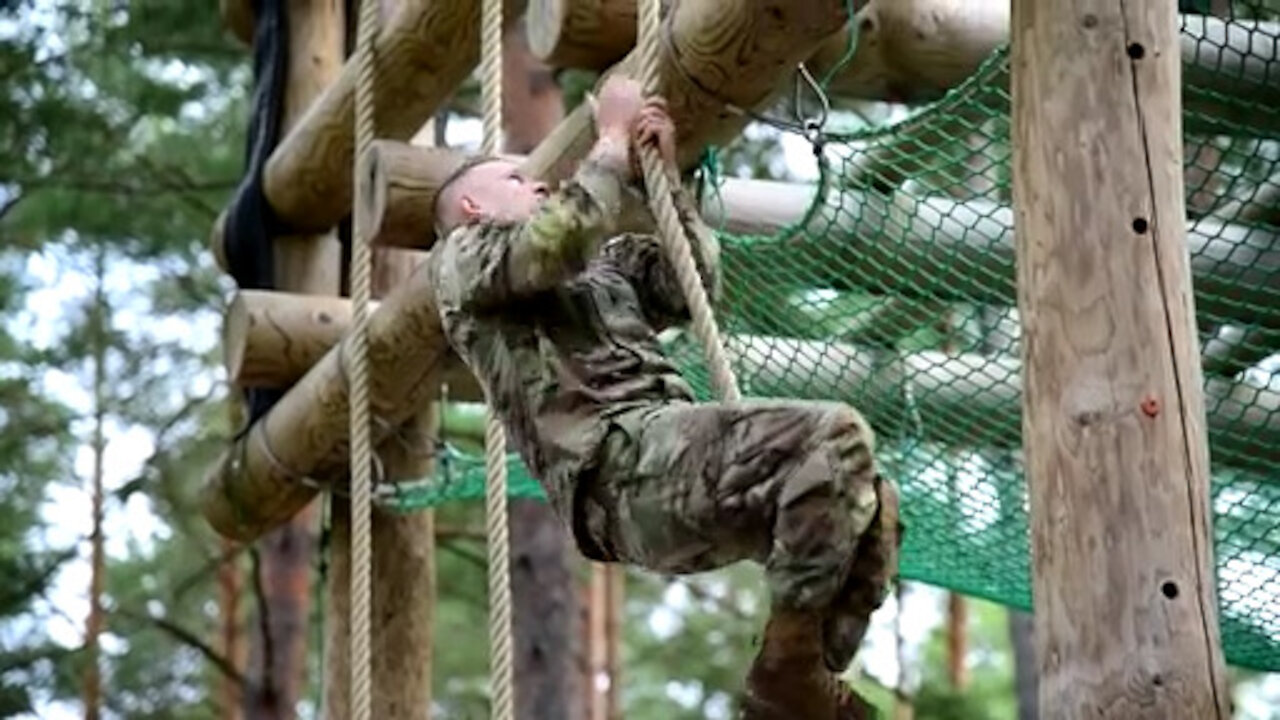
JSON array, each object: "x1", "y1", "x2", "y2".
[
  {"x1": 635, "y1": 0, "x2": 741, "y2": 402},
  {"x1": 349, "y1": 0, "x2": 379, "y2": 717},
  {"x1": 479, "y1": 0, "x2": 514, "y2": 717}
]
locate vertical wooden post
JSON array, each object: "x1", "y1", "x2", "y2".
[
  {"x1": 243, "y1": 2, "x2": 343, "y2": 718},
  {"x1": 324, "y1": 249, "x2": 438, "y2": 720},
  {"x1": 1011, "y1": 2, "x2": 1230, "y2": 718}
]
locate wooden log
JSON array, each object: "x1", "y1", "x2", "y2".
[
  {"x1": 360, "y1": 142, "x2": 1280, "y2": 330},
  {"x1": 223, "y1": 288, "x2": 484, "y2": 400},
  {"x1": 361, "y1": 141, "x2": 469, "y2": 249},
  {"x1": 254, "y1": 0, "x2": 482, "y2": 234},
  {"x1": 236, "y1": 1, "x2": 343, "y2": 718},
  {"x1": 522, "y1": 0, "x2": 855, "y2": 184},
  {"x1": 224, "y1": 288, "x2": 1280, "y2": 474},
  {"x1": 1011, "y1": 0, "x2": 1229, "y2": 716},
  {"x1": 727, "y1": 334, "x2": 1280, "y2": 478},
  {"x1": 526, "y1": 0, "x2": 637, "y2": 69},
  {"x1": 704, "y1": 179, "x2": 1280, "y2": 330},
  {"x1": 523, "y1": 0, "x2": 1280, "y2": 134},
  {"x1": 323, "y1": 247, "x2": 437, "y2": 720},
  {"x1": 198, "y1": 258, "x2": 456, "y2": 542}
]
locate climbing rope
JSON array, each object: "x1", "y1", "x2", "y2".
[
  {"x1": 349, "y1": 0, "x2": 379, "y2": 717},
  {"x1": 479, "y1": 0, "x2": 514, "y2": 717},
  {"x1": 635, "y1": 0, "x2": 741, "y2": 402}
]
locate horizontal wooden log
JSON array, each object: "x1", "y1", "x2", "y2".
[
  {"x1": 523, "y1": 0, "x2": 853, "y2": 183},
  {"x1": 199, "y1": 260, "x2": 456, "y2": 542},
  {"x1": 527, "y1": 0, "x2": 1279, "y2": 133},
  {"x1": 526, "y1": 0, "x2": 637, "y2": 69},
  {"x1": 727, "y1": 334, "x2": 1280, "y2": 478},
  {"x1": 259, "y1": 0, "x2": 480, "y2": 233},
  {"x1": 359, "y1": 141, "x2": 1280, "y2": 331},
  {"x1": 223, "y1": 288, "x2": 484, "y2": 399},
  {"x1": 706, "y1": 179, "x2": 1280, "y2": 330}
]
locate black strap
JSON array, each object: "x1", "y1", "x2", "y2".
[{"x1": 224, "y1": 0, "x2": 291, "y2": 429}]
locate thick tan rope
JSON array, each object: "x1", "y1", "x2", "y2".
[
  {"x1": 479, "y1": 0, "x2": 514, "y2": 717},
  {"x1": 635, "y1": 0, "x2": 741, "y2": 402},
  {"x1": 350, "y1": 0, "x2": 379, "y2": 717}
]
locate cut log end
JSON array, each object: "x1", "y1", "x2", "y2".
[
  {"x1": 363, "y1": 141, "x2": 471, "y2": 249},
  {"x1": 526, "y1": 0, "x2": 638, "y2": 70},
  {"x1": 223, "y1": 292, "x2": 251, "y2": 385}
]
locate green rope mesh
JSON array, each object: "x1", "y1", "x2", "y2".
[{"x1": 387, "y1": 6, "x2": 1280, "y2": 671}]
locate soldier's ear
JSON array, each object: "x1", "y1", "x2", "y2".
[{"x1": 461, "y1": 195, "x2": 481, "y2": 221}]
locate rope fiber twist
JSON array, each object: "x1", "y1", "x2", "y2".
[
  {"x1": 479, "y1": 0, "x2": 515, "y2": 718},
  {"x1": 636, "y1": 0, "x2": 741, "y2": 403},
  {"x1": 349, "y1": 0, "x2": 379, "y2": 717}
]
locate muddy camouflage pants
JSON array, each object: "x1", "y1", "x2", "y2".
[{"x1": 575, "y1": 398, "x2": 900, "y2": 625}]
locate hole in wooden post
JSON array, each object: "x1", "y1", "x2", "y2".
[
  {"x1": 1132, "y1": 217, "x2": 1148, "y2": 234},
  {"x1": 1153, "y1": 674, "x2": 1164, "y2": 687},
  {"x1": 1161, "y1": 581, "x2": 1179, "y2": 599},
  {"x1": 1082, "y1": 14, "x2": 1098, "y2": 28},
  {"x1": 1127, "y1": 42, "x2": 1145, "y2": 59}
]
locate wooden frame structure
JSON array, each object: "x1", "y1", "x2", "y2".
[{"x1": 208, "y1": 0, "x2": 1270, "y2": 715}]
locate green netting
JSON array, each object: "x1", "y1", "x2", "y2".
[{"x1": 386, "y1": 6, "x2": 1280, "y2": 671}]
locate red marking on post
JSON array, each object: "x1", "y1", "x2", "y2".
[{"x1": 1141, "y1": 396, "x2": 1160, "y2": 417}]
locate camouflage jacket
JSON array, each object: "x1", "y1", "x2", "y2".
[{"x1": 429, "y1": 157, "x2": 720, "y2": 529}]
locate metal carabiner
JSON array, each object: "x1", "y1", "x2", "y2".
[{"x1": 793, "y1": 62, "x2": 831, "y2": 144}]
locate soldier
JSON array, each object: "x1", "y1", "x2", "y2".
[{"x1": 428, "y1": 75, "x2": 901, "y2": 719}]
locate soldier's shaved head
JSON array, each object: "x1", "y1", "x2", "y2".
[{"x1": 434, "y1": 157, "x2": 549, "y2": 237}]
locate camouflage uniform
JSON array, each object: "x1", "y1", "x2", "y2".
[{"x1": 429, "y1": 157, "x2": 900, "y2": 660}]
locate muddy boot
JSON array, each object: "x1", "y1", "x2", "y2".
[{"x1": 740, "y1": 609, "x2": 871, "y2": 720}]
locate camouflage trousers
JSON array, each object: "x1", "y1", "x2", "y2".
[{"x1": 574, "y1": 398, "x2": 901, "y2": 630}]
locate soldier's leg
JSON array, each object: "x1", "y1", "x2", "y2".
[
  {"x1": 821, "y1": 473, "x2": 902, "y2": 672},
  {"x1": 576, "y1": 399, "x2": 879, "y2": 589}
]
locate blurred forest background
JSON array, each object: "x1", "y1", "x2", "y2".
[{"x1": 0, "y1": 1, "x2": 1278, "y2": 719}]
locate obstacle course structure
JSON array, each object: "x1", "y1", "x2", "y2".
[{"x1": 207, "y1": 0, "x2": 1280, "y2": 715}]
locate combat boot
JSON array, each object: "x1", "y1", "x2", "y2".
[{"x1": 739, "y1": 609, "x2": 879, "y2": 720}]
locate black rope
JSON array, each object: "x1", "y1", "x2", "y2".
[{"x1": 224, "y1": 0, "x2": 291, "y2": 428}]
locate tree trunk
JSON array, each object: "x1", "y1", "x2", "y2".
[
  {"x1": 1012, "y1": 1, "x2": 1231, "y2": 717},
  {"x1": 1008, "y1": 610, "x2": 1038, "y2": 720},
  {"x1": 82, "y1": 243, "x2": 108, "y2": 720},
  {"x1": 502, "y1": 16, "x2": 586, "y2": 720},
  {"x1": 243, "y1": 512, "x2": 317, "y2": 720}
]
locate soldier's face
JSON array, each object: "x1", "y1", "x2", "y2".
[{"x1": 455, "y1": 160, "x2": 550, "y2": 224}]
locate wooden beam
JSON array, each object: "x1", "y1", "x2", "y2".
[
  {"x1": 361, "y1": 141, "x2": 1280, "y2": 329},
  {"x1": 198, "y1": 258, "x2": 455, "y2": 542},
  {"x1": 522, "y1": 0, "x2": 855, "y2": 184},
  {"x1": 728, "y1": 335, "x2": 1280, "y2": 478},
  {"x1": 323, "y1": 247, "x2": 437, "y2": 720},
  {"x1": 525, "y1": 0, "x2": 1280, "y2": 133},
  {"x1": 223, "y1": 288, "x2": 484, "y2": 398},
  {"x1": 526, "y1": 0, "x2": 637, "y2": 69},
  {"x1": 222, "y1": 289, "x2": 1280, "y2": 475},
  {"x1": 261, "y1": 0, "x2": 479, "y2": 235},
  {"x1": 704, "y1": 179, "x2": 1280, "y2": 330},
  {"x1": 1011, "y1": 0, "x2": 1230, "y2": 716}
]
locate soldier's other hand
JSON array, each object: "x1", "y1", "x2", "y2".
[
  {"x1": 632, "y1": 99, "x2": 677, "y2": 173},
  {"x1": 590, "y1": 75, "x2": 646, "y2": 145}
]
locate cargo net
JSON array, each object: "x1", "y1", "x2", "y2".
[{"x1": 387, "y1": 5, "x2": 1280, "y2": 671}]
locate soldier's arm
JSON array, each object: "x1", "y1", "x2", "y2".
[
  {"x1": 434, "y1": 153, "x2": 641, "y2": 312},
  {"x1": 603, "y1": 178, "x2": 722, "y2": 329}
]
